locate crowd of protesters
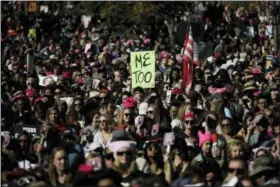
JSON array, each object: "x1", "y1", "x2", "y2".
[{"x1": 1, "y1": 1, "x2": 280, "y2": 187}]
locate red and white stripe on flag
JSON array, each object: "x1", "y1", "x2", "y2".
[{"x1": 183, "y1": 26, "x2": 193, "y2": 94}]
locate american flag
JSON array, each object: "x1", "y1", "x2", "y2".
[{"x1": 183, "y1": 26, "x2": 193, "y2": 93}]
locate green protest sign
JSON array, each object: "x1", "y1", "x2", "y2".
[{"x1": 130, "y1": 51, "x2": 155, "y2": 88}]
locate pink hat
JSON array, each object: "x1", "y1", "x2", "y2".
[
  {"x1": 62, "y1": 71, "x2": 71, "y2": 79},
  {"x1": 184, "y1": 112, "x2": 196, "y2": 120},
  {"x1": 198, "y1": 130, "x2": 212, "y2": 147},
  {"x1": 143, "y1": 38, "x2": 150, "y2": 44},
  {"x1": 123, "y1": 97, "x2": 136, "y2": 108},
  {"x1": 26, "y1": 88, "x2": 35, "y2": 97},
  {"x1": 161, "y1": 51, "x2": 169, "y2": 59},
  {"x1": 107, "y1": 140, "x2": 136, "y2": 158}
]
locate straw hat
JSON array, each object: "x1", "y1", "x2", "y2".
[{"x1": 243, "y1": 81, "x2": 257, "y2": 92}]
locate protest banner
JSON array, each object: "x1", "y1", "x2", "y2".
[
  {"x1": 130, "y1": 51, "x2": 155, "y2": 88},
  {"x1": 163, "y1": 132, "x2": 175, "y2": 153},
  {"x1": 13, "y1": 124, "x2": 40, "y2": 138}
]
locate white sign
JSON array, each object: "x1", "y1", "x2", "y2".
[{"x1": 22, "y1": 127, "x2": 37, "y2": 133}]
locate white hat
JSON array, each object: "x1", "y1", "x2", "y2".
[
  {"x1": 49, "y1": 55, "x2": 57, "y2": 60},
  {"x1": 139, "y1": 102, "x2": 148, "y2": 115},
  {"x1": 89, "y1": 142, "x2": 102, "y2": 151},
  {"x1": 171, "y1": 119, "x2": 184, "y2": 129},
  {"x1": 207, "y1": 56, "x2": 213, "y2": 63}
]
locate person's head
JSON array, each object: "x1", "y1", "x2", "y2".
[
  {"x1": 227, "y1": 139, "x2": 248, "y2": 161},
  {"x1": 146, "y1": 104, "x2": 160, "y2": 123},
  {"x1": 227, "y1": 158, "x2": 248, "y2": 180},
  {"x1": 18, "y1": 133, "x2": 29, "y2": 150},
  {"x1": 183, "y1": 111, "x2": 197, "y2": 136},
  {"x1": 54, "y1": 86, "x2": 64, "y2": 100},
  {"x1": 255, "y1": 148, "x2": 271, "y2": 158},
  {"x1": 250, "y1": 156, "x2": 276, "y2": 186},
  {"x1": 219, "y1": 117, "x2": 233, "y2": 136},
  {"x1": 199, "y1": 159, "x2": 223, "y2": 185},
  {"x1": 108, "y1": 141, "x2": 136, "y2": 166},
  {"x1": 198, "y1": 131, "x2": 212, "y2": 156},
  {"x1": 255, "y1": 115, "x2": 269, "y2": 133},
  {"x1": 99, "y1": 114, "x2": 110, "y2": 131},
  {"x1": 114, "y1": 71, "x2": 122, "y2": 82},
  {"x1": 104, "y1": 152, "x2": 115, "y2": 169},
  {"x1": 58, "y1": 101, "x2": 68, "y2": 115},
  {"x1": 270, "y1": 87, "x2": 279, "y2": 100},
  {"x1": 92, "y1": 111, "x2": 101, "y2": 128},
  {"x1": 46, "y1": 107, "x2": 60, "y2": 124},
  {"x1": 122, "y1": 91, "x2": 131, "y2": 101},
  {"x1": 15, "y1": 98, "x2": 25, "y2": 112},
  {"x1": 44, "y1": 84, "x2": 54, "y2": 96},
  {"x1": 257, "y1": 95, "x2": 268, "y2": 111},
  {"x1": 133, "y1": 87, "x2": 144, "y2": 103},
  {"x1": 48, "y1": 147, "x2": 69, "y2": 185},
  {"x1": 73, "y1": 98, "x2": 83, "y2": 112},
  {"x1": 169, "y1": 102, "x2": 180, "y2": 119},
  {"x1": 145, "y1": 142, "x2": 161, "y2": 158},
  {"x1": 204, "y1": 112, "x2": 219, "y2": 131},
  {"x1": 100, "y1": 90, "x2": 109, "y2": 105},
  {"x1": 121, "y1": 108, "x2": 133, "y2": 124}
]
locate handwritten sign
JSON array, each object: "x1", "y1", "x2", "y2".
[
  {"x1": 163, "y1": 132, "x2": 175, "y2": 146},
  {"x1": 131, "y1": 51, "x2": 155, "y2": 88},
  {"x1": 13, "y1": 124, "x2": 40, "y2": 138}
]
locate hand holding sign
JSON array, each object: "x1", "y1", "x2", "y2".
[{"x1": 131, "y1": 51, "x2": 155, "y2": 88}]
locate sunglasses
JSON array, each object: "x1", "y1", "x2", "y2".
[
  {"x1": 147, "y1": 111, "x2": 154, "y2": 114},
  {"x1": 228, "y1": 168, "x2": 245, "y2": 175},
  {"x1": 55, "y1": 92, "x2": 62, "y2": 95},
  {"x1": 185, "y1": 120, "x2": 194, "y2": 124},
  {"x1": 116, "y1": 151, "x2": 132, "y2": 156},
  {"x1": 124, "y1": 113, "x2": 131, "y2": 116},
  {"x1": 105, "y1": 154, "x2": 114, "y2": 161},
  {"x1": 221, "y1": 123, "x2": 230, "y2": 127},
  {"x1": 137, "y1": 153, "x2": 145, "y2": 157}
]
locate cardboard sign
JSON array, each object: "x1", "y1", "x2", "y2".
[
  {"x1": 38, "y1": 75, "x2": 58, "y2": 86},
  {"x1": 265, "y1": 25, "x2": 273, "y2": 38},
  {"x1": 28, "y1": 1, "x2": 37, "y2": 13},
  {"x1": 163, "y1": 132, "x2": 175, "y2": 146},
  {"x1": 13, "y1": 124, "x2": 40, "y2": 138},
  {"x1": 166, "y1": 90, "x2": 172, "y2": 104},
  {"x1": 131, "y1": 51, "x2": 155, "y2": 88}
]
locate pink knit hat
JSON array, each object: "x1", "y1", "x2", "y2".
[
  {"x1": 198, "y1": 130, "x2": 212, "y2": 147},
  {"x1": 123, "y1": 97, "x2": 136, "y2": 108}
]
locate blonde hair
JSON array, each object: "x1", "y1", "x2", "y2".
[
  {"x1": 226, "y1": 139, "x2": 248, "y2": 161},
  {"x1": 113, "y1": 159, "x2": 137, "y2": 176},
  {"x1": 47, "y1": 147, "x2": 72, "y2": 186},
  {"x1": 117, "y1": 108, "x2": 132, "y2": 127},
  {"x1": 176, "y1": 103, "x2": 191, "y2": 121},
  {"x1": 148, "y1": 104, "x2": 161, "y2": 124}
]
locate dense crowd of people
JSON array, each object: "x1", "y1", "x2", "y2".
[{"x1": 1, "y1": 1, "x2": 280, "y2": 187}]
